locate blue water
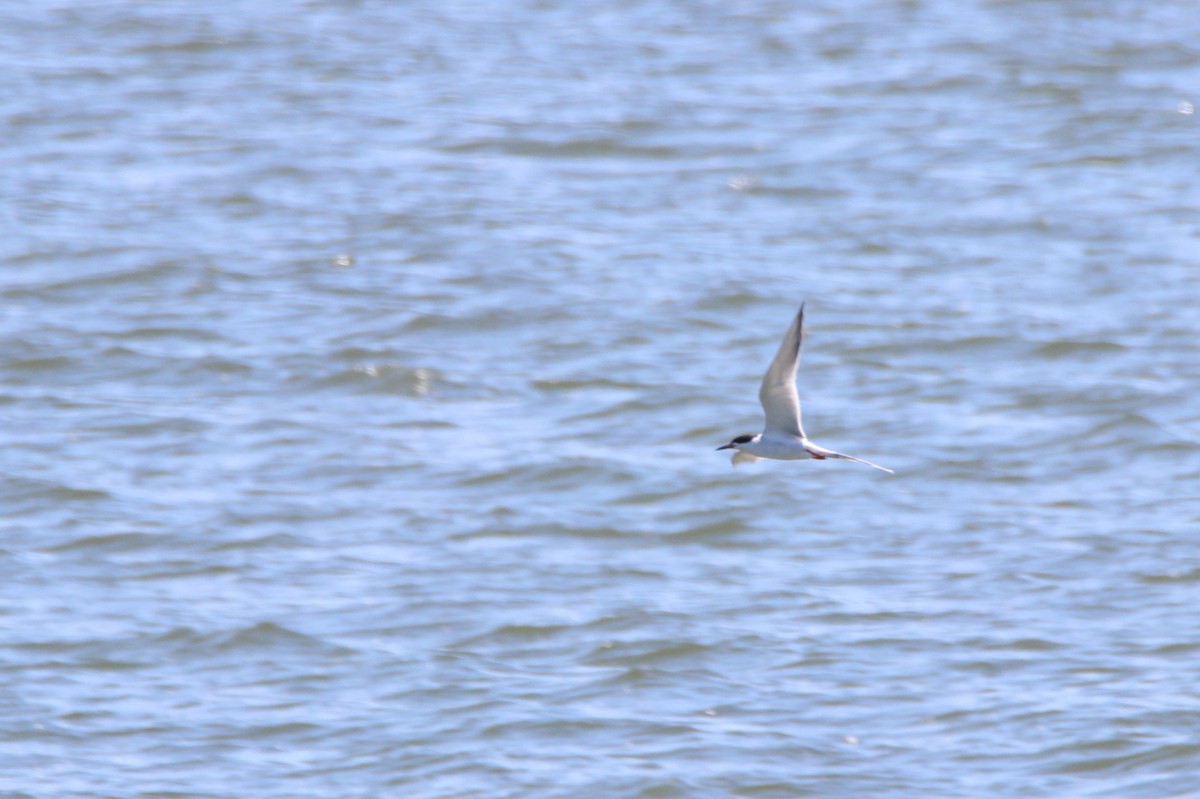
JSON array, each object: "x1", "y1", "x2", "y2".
[{"x1": 3, "y1": 2, "x2": 1200, "y2": 797}]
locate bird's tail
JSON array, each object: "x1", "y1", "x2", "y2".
[{"x1": 826, "y1": 451, "x2": 894, "y2": 474}]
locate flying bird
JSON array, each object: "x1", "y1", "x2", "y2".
[{"x1": 717, "y1": 303, "x2": 893, "y2": 474}]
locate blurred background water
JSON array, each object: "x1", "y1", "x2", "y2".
[{"x1": 3, "y1": 1, "x2": 1200, "y2": 797}]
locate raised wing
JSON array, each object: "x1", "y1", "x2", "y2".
[{"x1": 758, "y1": 303, "x2": 806, "y2": 437}]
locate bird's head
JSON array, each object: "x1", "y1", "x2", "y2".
[{"x1": 716, "y1": 433, "x2": 758, "y2": 451}]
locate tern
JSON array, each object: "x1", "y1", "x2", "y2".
[{"x1": 717, "y1": 303, "x2": 893, "y2": 474}]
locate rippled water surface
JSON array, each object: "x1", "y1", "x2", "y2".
[{"x1": 4, "y1": 2, "x2": 1200, "y2": 797}]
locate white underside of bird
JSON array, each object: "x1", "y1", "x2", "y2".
[{"x1": 717, "y1": 302, "x2": 893, "y2": 475}]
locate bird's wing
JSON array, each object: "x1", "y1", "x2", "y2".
[
  {"x1": 730, "y1": 450, "x2": 762, "y2": 466},
  {"x1": 758, "y1": 303, "x2": 806, "y2": 437}
]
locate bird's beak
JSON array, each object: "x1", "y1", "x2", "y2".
[{"x1": 716, "y1": 443, "x2": 734, "y2": 450}]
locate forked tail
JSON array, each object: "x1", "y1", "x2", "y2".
[{"x1": 827, "y1": 451, "x2": 894, "y2": 474}]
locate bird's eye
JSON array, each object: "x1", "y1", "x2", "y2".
[{"x1": 733, "y1": 434, "x2": 753, "y2": 444}]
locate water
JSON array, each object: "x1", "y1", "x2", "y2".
[{"x1": 4, "y1": 1, "x2": 1200, "y2": 796}]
